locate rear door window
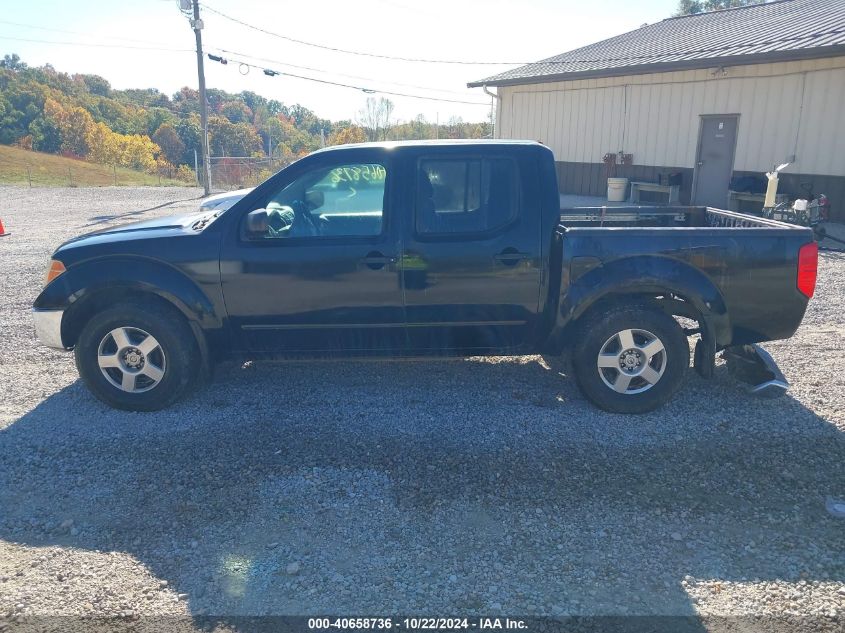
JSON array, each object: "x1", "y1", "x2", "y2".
[{"x1": 415, "y1": 157, "x2": 518, "y2": 236}]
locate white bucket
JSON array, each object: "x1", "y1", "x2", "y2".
[{"x1": 607, "y1": 177, "x2": 628, "y2": 202}]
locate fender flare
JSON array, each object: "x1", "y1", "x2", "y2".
[
  {"x1": 556, "y1": 255, "x2": 732, "y2": 347},
  {"x1": 34, "y1": 256, "x2": 222, "y2": 345}
]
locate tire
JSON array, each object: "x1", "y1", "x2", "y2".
[
  {"x1": 74, "y1": 300, "x2": 200, "y2": 411},
  {"x1": 572, "y1": 304, "x2": 689, "y2": 414}
]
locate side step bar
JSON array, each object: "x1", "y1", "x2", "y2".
[{"x1": 722, "y1": 344, "x2": 789, "y2": 397}]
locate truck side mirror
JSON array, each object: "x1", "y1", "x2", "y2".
[{"x1": 245, "y1": 209, "x2": 269, "y2": 237}]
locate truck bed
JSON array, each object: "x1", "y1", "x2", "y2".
[
  {"x1": 555, "y1": 206, "x2": 815, "y2": 349},
  {"x1": 559, "y1": 205, "x2": 789, "y2": 229}
]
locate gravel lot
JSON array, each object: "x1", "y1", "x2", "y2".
[{"x1": 0, "y1": 186, "x2": 843, "y2": 628}]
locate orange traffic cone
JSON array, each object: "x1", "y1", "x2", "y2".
[{"x1": 0, "y1": 218, "x2": 7, "y2": 237}]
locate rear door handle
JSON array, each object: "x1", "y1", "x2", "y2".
[
  {"x1": 494, "y1": 249, "x2": 531, "y2": 265},
  {"x1": 360, "y1": 251, "x2": 396, "y2": 270}
]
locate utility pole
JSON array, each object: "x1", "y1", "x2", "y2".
[{"x1": 191, "y1": 0, "x2": 212, "y2": 195}]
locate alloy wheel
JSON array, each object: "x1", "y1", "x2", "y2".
[
  {"x1": 596, "y1": 328, "x2": 667, "y2": 395},
  {"x1": 97, "y1": 327, "x2": 166, "y2": 393}
]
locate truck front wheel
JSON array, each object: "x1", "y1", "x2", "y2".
[
  {"x1": 572, "y1": 305, "x2": 689, "y2": 413},
  {"x1": 74, "y1": 301, "x2": 200, "y2": 411}
]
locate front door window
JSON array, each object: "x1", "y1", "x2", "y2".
[{"x1": 256, "y1": 163, "x2": 388, "y2": 239}]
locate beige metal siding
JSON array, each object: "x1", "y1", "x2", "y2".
[{"x1": 495, "y1": 57, "x2": 845, "y2": 176}]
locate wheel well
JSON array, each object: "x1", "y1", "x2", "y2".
[
  {"x1": 63, "y1": 289, "x2": 197, "y2": 350},
  {"x1": 572, "y1": 291, "x2": 706, "y2": 339}
]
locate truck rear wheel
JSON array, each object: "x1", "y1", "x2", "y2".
[
  {"x1": 74, "y1": 301, "x2": 200, "y2": 411},
  {"x1": 572, "y1": 305, "x2": 689, "y2": 413}
]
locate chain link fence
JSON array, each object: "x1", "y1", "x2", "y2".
[{"x1": 207, "y1": 156, "x2": 293, "y2": 191}]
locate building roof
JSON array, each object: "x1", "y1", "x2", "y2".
[{"x1": 468, "y1": 0, "x2": 845, "y2": 87}]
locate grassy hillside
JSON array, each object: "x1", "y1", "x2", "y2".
[{"x1": 0, "y1": 145, "x2": 191, "y2": 187}]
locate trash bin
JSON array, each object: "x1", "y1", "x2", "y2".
[{"x1": 607, "y1": 177, "x2": 628, "y2": 202}]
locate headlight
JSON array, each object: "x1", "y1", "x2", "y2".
[{"x1": 45, "y1": 259, "x2": 66, "y2": 286}]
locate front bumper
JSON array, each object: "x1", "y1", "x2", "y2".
[{"x1": 32, "y1": 308, "x2": 67, "y2": 350}]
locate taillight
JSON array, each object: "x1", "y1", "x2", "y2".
[{"x1": 797, "y1": 242, "x2": 818, "y2": 298}]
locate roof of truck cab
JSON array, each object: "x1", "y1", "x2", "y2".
[{"x1": 311, "y1": 139, "x2": 546, "y2": 153}]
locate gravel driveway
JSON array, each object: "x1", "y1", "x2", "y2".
[{"x1": 0, "y1": 186, "x2": 843, "y2": 629}]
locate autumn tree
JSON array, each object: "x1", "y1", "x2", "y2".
[
  {"x1": 172, "y1": 87, "x2": 201, "y2": 115},
  {"x1": 85, "y1": 121, "x2": 162, "y2": 171},
  {"x1": 208, "y1": 116, "x2": 263, "y2": 157},
  {"x1": 86, "y1": 121, "x2": 119, "y2": 165},
  {"x1": 118, "y1": 134, "x2": 161, "y2": 171},
  {"x1": 328, "y1": 125, "x2": 367, "y2": 146},
  {"x1": 44, "y1": 99, "x2": 95, "y2": 157},
  {"x1": 152, "y1": 123, "x2": 186, "y2": 165},
  {"x1": 271, "y1": 115, "x2": 318, "y2": 156},
  {"x1": 0, "y1": 54, "x2": 493, "y2": 178},
  {"x1": 220, "y1": 100, "x2": 253, "y2": 124}
]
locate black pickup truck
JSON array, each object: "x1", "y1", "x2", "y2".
[{"x1": 33, "y1": 141, "x2": 818, "y2": 413}]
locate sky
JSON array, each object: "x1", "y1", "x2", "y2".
[{"x1": 1, "y1": 0, "x2": 678, "y2": 124}]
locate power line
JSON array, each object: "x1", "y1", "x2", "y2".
[
  {"x1": 205, "y1": 47, "x2": 483, "y2": 97},
  {"x1": 0, "y1": 35, "x2": 193, "y2": 52},
  {"x1": 0, "y1": 20, "x2": 180, "y2": 47},
  {"x1": 205, "y1": 53, "x2": 490, "y2": 105},
  {"x1": 200, "y1": 4, "x2": 529, "y2": 66}
]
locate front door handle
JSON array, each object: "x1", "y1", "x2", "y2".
[
  {"x1": 360, "y1": 251, "x2": 396, "y2": 270},
  {"x1": 494, "y1": 249, "x2": 530, "y2": 266}
]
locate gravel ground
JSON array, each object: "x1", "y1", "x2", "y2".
[{"x1": 0, "y1": 186, "x2": 843, "y2": 628}]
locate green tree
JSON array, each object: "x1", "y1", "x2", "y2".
[
  {"x1": 0, "y1": 54, "x2": 26, "y2": 70},
  {"x1": 28, "y1": 115, "x2": 62, "y2": 152},
  {"x1": 76, "y1": 73, "x2": 111, "y2": 97},
  {"x1": 174, "y1": 116, "x2": 201, "y2": 164},
  {"x1": 675, "y1": 0, "x2": 764, "y2": 15},
  {"x1": 220, "y1": 100, "x2": 253, "y2": 124},
  {"x1": 239, "y1": 90, "x2": 267, "y2": 114},
  {"x1": 144, "y1": 107, "x2": 175, "y2": 137}
]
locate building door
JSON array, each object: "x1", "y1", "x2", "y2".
[{"x1": 693, "y1": 115, "x2": 738, "y2": 207}]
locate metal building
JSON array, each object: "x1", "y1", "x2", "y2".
[{"x1": 469, "y1": 0, "x2": 845, "y2": 220}]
